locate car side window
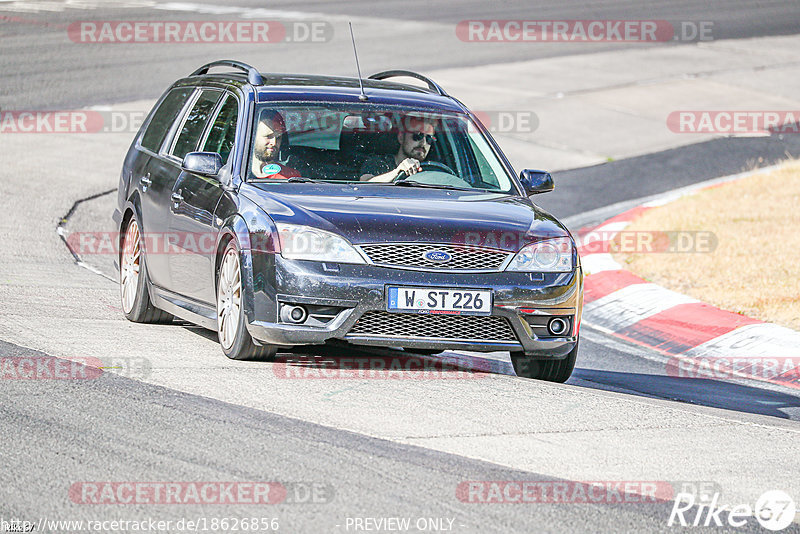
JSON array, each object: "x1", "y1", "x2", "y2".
[
  {"x1": 139, "y1": 87, "x2": 193, "y2": 153},
  {"x1": 202, "y1": 94, "x2": 239, "y2": 164},
  {"x1": 170, "y1": 89, "x2": 222, "y2": 161},
  {"x1": 466, "y1": 135, "x2": 500, "y2": 188}
]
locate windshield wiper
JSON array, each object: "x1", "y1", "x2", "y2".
[
  {"x1": 391, "y1": 180, "x2": 473, "y2": 192},
  {"x1": 286, "y1": 176, "x2": 322, "y2": 183}
]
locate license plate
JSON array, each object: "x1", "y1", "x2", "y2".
[{"x1": 386, "y1": 287, "x2": 492, "y2": 316}]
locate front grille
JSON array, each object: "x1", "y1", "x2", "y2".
[
  {"x1": 347, "y1": 311, "x2": 518, "y2": 342},
  {"x1": 358, "y1": 243, "x2": 511, "y2": 271}
]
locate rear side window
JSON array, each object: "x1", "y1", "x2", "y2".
[
  {"x1": 202, "y1": 94, "x2": 239, "y2": 163},
  {"x1": 171, "y1": 89, "x2": 222, "y2": 160},
  {"x1": 140, "y1": 88, "x2": 193, "y2": 153}
]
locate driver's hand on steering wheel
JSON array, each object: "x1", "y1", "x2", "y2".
[{"x1": 395, "y1": 158, "x2": 422, "y2": 177}]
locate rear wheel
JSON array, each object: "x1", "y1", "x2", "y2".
[
  {"x1": 511, "y1": 340, "x2": 579, "y2": 383},
  {"x1": 119, "y1": 216, "x2": 173, "y2": 324},
  {"x1": 216, "y1": 241, "x2": 276, "y2": 361}
]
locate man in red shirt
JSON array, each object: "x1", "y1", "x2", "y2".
[{"x1": 251, "y1": 110, "x2": 301, "y2": 179}]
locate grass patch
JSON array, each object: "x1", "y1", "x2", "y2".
[{"x1": 612, "y1": 160, "x2": 800, "y2": 330}]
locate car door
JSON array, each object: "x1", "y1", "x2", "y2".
[
  {"x1": 164, "y1": 89, "x2": 233, "y2": 303},
  {"x1": 135, "y1": 86, "x2": 195, "y2": 289}
]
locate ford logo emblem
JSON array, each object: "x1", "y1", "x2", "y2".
[{"x1": 423, "y1": 250, "x2": 451, "y2": 263}]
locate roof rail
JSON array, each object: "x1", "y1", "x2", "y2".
[
  {"x1": 368, "y1": 70, "x2": 448, "y2": 97},
  {"x1": 190, "y1": 60, "x2": 264, "y2": 86}
]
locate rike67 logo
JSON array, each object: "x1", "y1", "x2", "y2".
[{"x1": 669, "y1": 490, "x2": 796, "y2": 531}]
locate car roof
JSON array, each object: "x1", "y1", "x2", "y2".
[{"x1": 175, "y1": 71, "x2": 469, "y2": 113}]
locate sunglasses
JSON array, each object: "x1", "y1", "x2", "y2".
[{"x1": 410, "y1": 131, "x2": 436, "y2": 144}]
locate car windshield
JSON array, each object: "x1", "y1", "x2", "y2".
[{"x1": 246, "y1": 103, "x2": 516, "y2": 193}]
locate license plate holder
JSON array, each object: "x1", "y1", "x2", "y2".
[{"x1": 386, "y1": 286, "x2": 493, "y2": 316}]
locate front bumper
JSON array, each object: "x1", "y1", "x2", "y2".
[{"x1": 244, "y1": 255, "x2": 583, "y2": 358}]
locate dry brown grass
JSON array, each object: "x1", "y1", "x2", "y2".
[{"x1": 612, "y1": 160, "x2": 800, "y2": 330}]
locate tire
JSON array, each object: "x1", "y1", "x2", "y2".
[
  {"x1": 511, "y1": 340, "x2": 579, "y2": 383},
  {"x1": 216, "y1": 241, "x2": 276, "y2": 361},
  {"x1": 119, "y1": 216, "x2": 174, "y2": 324}
]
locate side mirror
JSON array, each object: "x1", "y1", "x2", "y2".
[
  {"x1": 519, "y1": 169, "x2": 554, "y2": 195},
  {"x1": 182, "y1": 152, "x2": 223, "y2": 177}
]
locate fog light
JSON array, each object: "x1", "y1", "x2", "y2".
[
  {"x1": 548, "y1": 317, "x2": 569, "y2": 336},
  {"x1": 280, "y1": 304, "x2": 308, "y2": 324}
]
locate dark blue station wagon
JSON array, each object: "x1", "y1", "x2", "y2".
[{"x1": 113, "y1": 60, "x2": 583, "y2": 382}]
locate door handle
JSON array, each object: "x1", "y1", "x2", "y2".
[
  {"x1": 140, "y1": 173, "x2": 152, "y2": 191},
  {"x1": 171, "y1": 191, "x2": 184, "y2": 206}
]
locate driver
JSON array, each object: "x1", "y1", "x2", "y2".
[
  {"x1": 360, "y1": 116, "x2": 437, "y2": 182},
  {"x1": 251, "y1": 110, "x2": 301, "y2": 179}
]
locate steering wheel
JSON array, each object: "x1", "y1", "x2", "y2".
[{"x1": 394, "y1": 161, "x2": 458, "y2": 181}]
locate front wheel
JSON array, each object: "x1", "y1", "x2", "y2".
[
  {"x1": 511, "y1": 340, "x2": 578, "y2": 383},
  {"x1": 216, "y1": 241, "x2": 276, "y2": 361}
]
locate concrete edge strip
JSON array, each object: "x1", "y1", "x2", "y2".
[
  {"x1": 56, "y1": 188, "x2": 117, "y2": 283},
  {"x1": 578, "y1": 165, "x2": 800, "y2": 390}
]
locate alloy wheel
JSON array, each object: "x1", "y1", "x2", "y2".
[{"x1": 217, "y1": 248, "x2": 242, "y2": 350}]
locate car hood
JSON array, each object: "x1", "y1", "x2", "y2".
[{"x1": 241, "y1": 183, "x2": 570, "y2": 252}]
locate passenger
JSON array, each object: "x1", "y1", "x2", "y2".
[
  {"x1": 360, "y1": 116, "x2": 437, "y2": 182},
  {"x1": 251, "y1": 110, "x2": 301, "y2": 179}
]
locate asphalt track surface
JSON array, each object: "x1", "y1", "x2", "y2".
[
  {"x1": 2, "y1": 2, "x2": 800, "y2": 533},
  {"x1": 2, "y1": 0, "x2": 800, "y2": 109},
  {"x1": 0, "y1": 339, "x2": 729, "y2": 534}
]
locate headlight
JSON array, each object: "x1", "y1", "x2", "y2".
[
  {"x1": 506, "y1": 237, "x2": 574, "y2": 272},
  {"x1": 276, "y1": 223, "x2": 366, "y2": 264}
]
